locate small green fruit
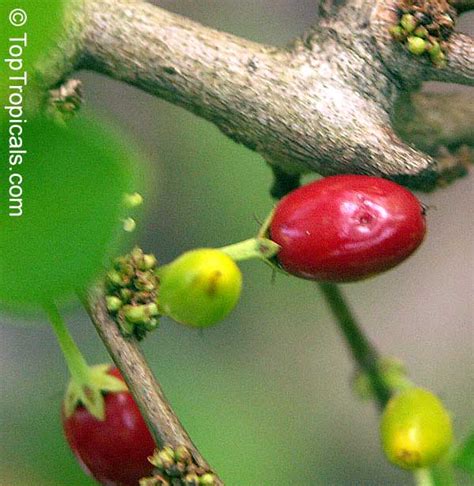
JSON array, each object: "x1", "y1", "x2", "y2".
[
  {"x1": 407, "y1": 36, "x2": 427, "y2": 56},
  {"x1": 158, "y1": 249, "x2": 242, "y2": 328},
  {"x1": 380, "y1": 388, "x2": 453, "y2": 470}
]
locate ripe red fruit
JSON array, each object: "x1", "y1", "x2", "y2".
[
  {"x1": 62, "y1": 367, "x2": 155, "y2": 486},
  {"x1": 269, "y1": 175, "x2": 426, "y2": 282}
]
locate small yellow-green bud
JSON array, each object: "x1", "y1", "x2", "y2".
[
  {"x1": 389, "y1": 25, "x2": 406, "y2": 41},
  {"x1": 122, "y1": 217, "x2": 137, "y2": 232},
  {"x1": 123, "y1": 303, "x2": 159, "y2": 324},
  {"x1": 432, "y1": 51, "x2": 447, "y2": 68},
  {"x1": 123, "y1": 192, "x2": 144, "y2": 208},
  {"x1": 413, "y1": 26, "x2": 428, "y2": 38},
  {"x1": 199, "y1": 474, "x2": 216, "y2": 486},
  {"x1": 106, "y1": 295, "x2": 123, "y2": 313},
  {"x1": 175, "y1": 445, "x2": 192, "y2": 464},
  {"x1": 184, "y1": 473, "x2": 200, "y2": 486},
  {"x1": 407, "y1": 36, "x2": 427, "y2": 56},
  {"x1": 400, "y1": 14, "x2": 417, "y2": 33},
  {"x1": 107, "y1": 270, "x2": 126, "y2": 287},
  {"x1": 427, "y1": 41, "x2": 442, "y2": 57},
  {"x1": 142, "y1": 254, "x2": 158, "y2": 271},
  {"x1": 158, "y1": 447, "x2": 175, "y2": 470}
]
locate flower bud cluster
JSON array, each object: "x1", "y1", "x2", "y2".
[
  {"x1": 390, "y1": 0, "x2": 456, "y2": 67},
  {"x1": 140, "y1": 445, "x2": 217, "y2": 486},
  {"x1": 105, "y1": 247, "x2": 160, "y2": 340}
]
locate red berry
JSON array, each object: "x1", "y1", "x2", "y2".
[
  {"x1": 269, "y1": 175, "x2": 426, "y2": 282},
  {"x1": 62, "y1": 367, "x2": 155, "y2": 486}
]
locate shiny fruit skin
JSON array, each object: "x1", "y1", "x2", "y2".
[
  {"x1": 380, "y1": 388, "x2": 453, "y2": 470},
  {"x1": 158, "y1": 249, "x2": 242, "y2": 327},
  {"x1": 269, "y1": 175, "x2": 426, "y2": 282},
  {"x1": 62, "y1": 367, "x2": 155, "y2": 486}
]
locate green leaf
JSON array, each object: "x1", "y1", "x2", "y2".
[
  {"x1": 0, "y1": 114, "x2": 145, "y2": 312},
  {"x1": 453, "y1": 430, "x2": 474, "y2": 476},
  {"x1": 0, "y1": 0, "x2": 67, "y2": 102}
]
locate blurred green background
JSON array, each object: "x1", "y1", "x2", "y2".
[{"x1": 1, "y1": 2, "x2": 473, "y2": 485}]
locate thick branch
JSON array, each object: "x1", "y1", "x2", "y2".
[
  {"x1": 86, "y1": 288, "x2": 223, "y2": 485},
  {"x1": 69, "y1": 0, "x2": 446, "y2": 189}
]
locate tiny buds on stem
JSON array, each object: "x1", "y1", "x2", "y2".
[
  {"x1": 389, "y1": 25, "x2": 407, "y2": 41},
  {"x1": 199, "y1": 473, "x2": 217, "y2": 485},
  {"x1": 106, "y1": 295, "x2": 123, "y2": 313},
  {"x1": 105, "y1": 247, "x2": 160, "y2": 339},
  {"x1": 413, "y1": 26, "x2": 428, "y2": 39},
  {"x1": 143, "y1": 445, "x2": 216, "y2": 485},
  {"x1": 407, "y1": 36, "x2": 427, "y2": 55},
  {"x1": 400, "y1": 14, "x2": 417, "y2": 33}
]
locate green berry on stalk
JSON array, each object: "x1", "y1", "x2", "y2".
[
  {"x1": 407, "y1": 36, "x2": 427, "y2": 56},
  {"x1": 380, "y1": 388, "x2": 453, "y2": 470},
  {"x1": 157, "y1": 249, "x2": 242, "y2": 328}
]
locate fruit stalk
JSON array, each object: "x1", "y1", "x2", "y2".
[
  {"x1": 219, "y1": 237, "x2": 280, "y2": 261},
  {"x1": 318, "y1": 282, "x2": 392, "y2": 409},
  {"x1": 414, "y1": 468, "x2": 436, "y2": 486},
  {"x1": 45, "y1": 302, "x2": 91, "y2": 385}
]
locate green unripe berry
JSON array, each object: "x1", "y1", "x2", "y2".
[
  {"x1": 407, "y1": 36, "x2": 427, "y2": 56},
  {"x1": 380, "y1": 388, "x2": 453, "y2": 470},
  {"x1": 157, "y1": 249, "x2": 242, "y2": 328}
]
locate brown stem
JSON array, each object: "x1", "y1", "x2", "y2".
[
  {"x1": 41, "y1": 0, "x2": 463, "y2": 190},
  {"x1": 85, "y1": 287, "x2": 224, "y2": 485}
]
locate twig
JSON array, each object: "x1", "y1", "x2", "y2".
[
  {"x1": 318, "y1": 283, "x2": 392, "y2": 409},
  {"x1": 44, "y1": 0, "x2": 469, "y2": 190},
  {"x1": 85, "y1": 287, "x2": 224, "y2": 485}
]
